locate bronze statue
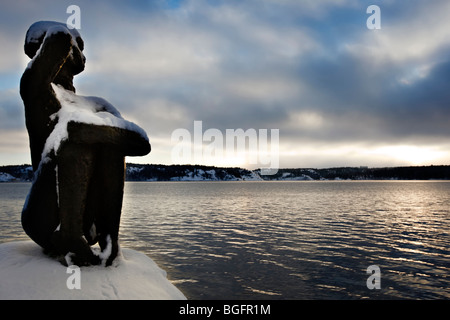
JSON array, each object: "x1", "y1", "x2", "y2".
[{"x1": 20, "y1": 21, "x2": 150, "y2": 266}]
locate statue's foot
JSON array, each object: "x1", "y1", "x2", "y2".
[
  {"x1": 52, "y1": 231, "x2": 101, "y2": 266},
  {"x1": 105, "y1": 241, "x2": 119, "y2": 267},
  {"x1": 99, "y1": 234, "x2": 119, "y2": 267},
  {"x1": 67, "y1": 252, "x2": 100, "y2": 266}
]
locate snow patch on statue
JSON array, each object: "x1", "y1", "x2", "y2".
[
  {"x1": 43, "y1": 83, "x2": 148, "y2": 161},
  {"x1": 25, "y1": 21, "x2": 82, "y2": 68}
]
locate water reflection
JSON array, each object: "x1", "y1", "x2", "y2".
[
  {"x1": 0, "y1": 183, "x2": 30, "y2": 243},
  {"x1": 119, "y1": 181, "x2": 450, "y2": 299},
  {"x1": 0, "y1": 181, "x2": 449, "y2": 299}
]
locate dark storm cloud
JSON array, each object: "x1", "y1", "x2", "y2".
[{"x1": 289, "y1": 50, "x2": 450, "y2": 141}]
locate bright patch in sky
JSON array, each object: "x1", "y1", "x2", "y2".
[{"x1": 366, "y1": 146, "x2": 448, "y2": 166}]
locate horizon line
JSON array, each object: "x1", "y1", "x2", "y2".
[{"x1": 2, "y1": 163, "x2": 449, "y2": 171}]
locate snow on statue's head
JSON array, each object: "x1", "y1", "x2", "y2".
[{"x1": 25, "y1": 21, "x2": 85, "y2": 76}]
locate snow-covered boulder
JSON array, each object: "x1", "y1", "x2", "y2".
[
  {"x1": 0, "y1": 241, "x2": 186, "y2": 300},
  {"x1": 0, "y1": 172, "x2": 16, "y2": 182}
]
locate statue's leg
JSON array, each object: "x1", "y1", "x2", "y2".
[
  {"x1": 21, "y1": 161, "x2": 59, "y2": 252},
  {"x1": 88, "y1": 146, "x2": 125, "y2": 266},
  {"x1": 54, "y1": 142, "x2": 100, "y2": 265}
]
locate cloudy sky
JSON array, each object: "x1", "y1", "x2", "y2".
[{"x1": 1, "y1": 0, "x2": 450, "y2": 169}]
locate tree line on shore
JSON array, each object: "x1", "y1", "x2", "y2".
[{"x1": 1, "y1": 164, "x2": 449, "y2": 182}]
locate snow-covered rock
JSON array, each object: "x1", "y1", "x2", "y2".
[
  {"x1": 0, "y1": 172, "x2": 16, "y2": 182},
  {"x1": 0, "y1": 241, "x2": 186, "y2": 300},
  {"x1": 241, "y1": 170, "x2": 263, "y2": 181}
]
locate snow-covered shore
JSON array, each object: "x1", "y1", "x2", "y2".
[
  {"x1": 2, "y1": 164, "x2": 450, "y2": 182},
  {"x1": 0, "y1": 241, "x2": 186, "y2": 300}
]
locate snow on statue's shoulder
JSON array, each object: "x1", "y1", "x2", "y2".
[{"x1": 0, "y1": 241, "x2": 186, "y2": 300}]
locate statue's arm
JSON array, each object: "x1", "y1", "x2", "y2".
[
  {"x1": 67, "y1": 122, "x2": 151, "y2": 157},
  {"x1": 24, "y1": 30, "x2": 73, "y2": 90}
]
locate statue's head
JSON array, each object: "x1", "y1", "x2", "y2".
[{"x1": 25, "y1": 21, "x2": 86, "y2": 76}]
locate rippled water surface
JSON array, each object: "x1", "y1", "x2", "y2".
[{"x1": 1, "y1": 181, "x2": 449, "y2": 299}]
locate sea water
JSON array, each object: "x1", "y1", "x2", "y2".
[{"x1": 1, "y1": 181, "x2": 449, "y2": 299}]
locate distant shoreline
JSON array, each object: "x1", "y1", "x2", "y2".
[{"x1": 1, "y1": 164, "x2": 449, "y2": 182}]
